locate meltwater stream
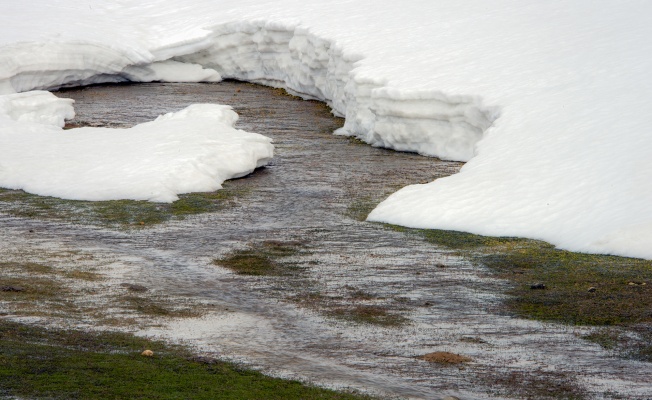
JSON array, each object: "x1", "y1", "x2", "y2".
[{"x1": 6, "y1": 81, "x2": 649, "y2": 399}]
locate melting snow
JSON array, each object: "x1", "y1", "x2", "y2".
[{"x1": 1, "y1": 0, "x2": 651, "y2": 258}]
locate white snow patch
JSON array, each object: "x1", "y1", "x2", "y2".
[{"x1": 0, "y1": 92, "x2": 273, "y2": 202}]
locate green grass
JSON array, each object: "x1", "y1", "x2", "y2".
[
  {"x1": 215, "y1": 241, "x2": 305, "y2": 276},
  {"x1": 0, "y1": 182, "x2": 248, "y2": 226},
  {"x1": 478, "y1": 242, "x2": 652, "y2": 326},
  {"x1": 0, "y1": 321, "x2": 369, "y2": 400},
  {"x1": 346, "y1": 197, "x2": 377, "y2": 222},
  {"x1": 583, "y1": 327, "x2": 652, "y2": 362},
  {"x1": 382, "y1": 224, "x2": 652, "y2": 361},
  {"x1": 0, "y1": 185, "x2": 249, "y2": 227}
]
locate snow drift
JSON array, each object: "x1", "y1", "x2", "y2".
[
  {"x1": 1, "y1": 0, "x2": 652, "y2": 258},
  {"x1": 0, "y1": 92, "x2": 273, "y2": 202}
]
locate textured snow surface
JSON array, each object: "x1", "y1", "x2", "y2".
[
  {"x1": 1, "y1": 0, "x2": 651, "y2": 257},
  {"x1": 0, "y1": 92, "x2": 273, "y2": 202}
]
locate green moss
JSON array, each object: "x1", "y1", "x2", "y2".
[
  {"x1": 583, "y1": 327, "x2": 652, "y2": 362},
  {"x1": 346, "y1": 197, "x2": 377, "y2": 222},
  {"x1": 383, "y1": 224, "x2": 652, "y2": 361},
  {"x1": 0, "y1": 321, "x2": 370, "y2": 400},
  {"x1": 0, "y1": 262, "x2": 54, "y2": 275},
  {"x1": 215, "y1": 241, "x2": 304, "y2": 276},
  {"x1": 479, "y1": 244, "x2": 652, "y2": 326},
  {"x1": 0, "y1": 185, "x2": 249, "y2": 227},
  {"x1": 386, "y1": 224, "x2": 525, "y2": 250}
]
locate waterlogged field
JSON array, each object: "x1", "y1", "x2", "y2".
[{"x1": 1, "y1": 81, "x2": 651, "y2": 399}]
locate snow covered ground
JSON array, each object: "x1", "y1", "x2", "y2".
[{"x1": 1, "y1": 0, "x2": 651, "y2": 258}]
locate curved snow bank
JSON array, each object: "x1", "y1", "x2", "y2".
[
  {"x1": 0, "y1": 20, "x2": 496, "y2": 162},
  {"x1": 0, "y1": 92, "x2": 273, "y2": 202},
  {"x1": 175, "y1": 20, "x2": 497, "y2": 161}
]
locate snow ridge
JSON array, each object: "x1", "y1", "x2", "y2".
[{"x1": 175, "y1": 20, "x2": 497, "y2": 161}]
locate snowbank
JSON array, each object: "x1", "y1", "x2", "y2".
[
  {"x1": 0, "y1": 92, "x2": 273, "y2": 202},
  {"x1": 1, "y1": 0, "x2": 651, "y2": 258}
]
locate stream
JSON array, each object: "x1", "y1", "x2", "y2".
[{"x1": 2, "y1": 81, "x2": 651, "y2": 399}]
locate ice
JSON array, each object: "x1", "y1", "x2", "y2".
[
  {"x1": 0, "y1": 93, "x2": 273, "y2": 202},
  {"x1": 1, "y1": 0, "x2": 651, "y2": 257}
]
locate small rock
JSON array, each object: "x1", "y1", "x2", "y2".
[
  {"x1": 28, "y1": 229, "x2": 34, "y2": 233},
  {"x1": 141, "y1": 349, "x2": 154, "y2": 357},
  {"x1": 442, "y1": 396, "x2": 461, "y2": 400},
  {"x1": 530, "y1": 283, "x2": 546, "y2": 290},
  {"x1": 424, "y1": 302, "x2": 432, "y2": 306},
  {"x1": 587, "y1": 287, "x2": 597, "y2": 292},
  {"x1": 120, "y1": 283, "x2": 149, "y2": 292},
  {"x1": 1, "y1": 286, "x2": 25, "y2": 292}
]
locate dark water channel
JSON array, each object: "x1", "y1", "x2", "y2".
[{"x1": 4, "y1": 81, "x2": 648, "y2": 399}]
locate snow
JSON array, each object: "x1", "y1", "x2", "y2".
[
  {"x1": 0, "y1": 92, "x2": 273, "y2": 202},
  {"x1": 1, "y1": 0, "x2": 651, "y2": 258}
]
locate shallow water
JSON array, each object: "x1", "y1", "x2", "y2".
[{"x1": 2, "y1": 81, "x2": 650, "y2": 399}]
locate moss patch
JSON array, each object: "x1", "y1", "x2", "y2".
[
  {"x1": 0, "y1": 320, "x2": 370, "y2": 400},
  {"x1": 215, "y1": 241, "x2": 305, "y2": 276},
  {"x1": 417, "y1": 352, "x2": 472, "y2": 364},
  {"x1": 0, "y1": 185, "x2": 249, "y2": 227},
  {"x1": 478, "y1": 242, "x2": 652, "y2": 326},
  {"x1": 583, "y1": 326, "x2": 652, "y2": 362},
  {"x1": 385, "y1": 225, "x2": 652, "y2": 361}
]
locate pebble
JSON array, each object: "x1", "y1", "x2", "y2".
[
  {"x1": 587, "y1": 287, "x2": 597, "y2": 292},
  {"x1": 530, "y1": 283, "x2": 546, "y2": 290},
  {"x1": 141, "y1": 350, "x2": 154, "y2": 357}
]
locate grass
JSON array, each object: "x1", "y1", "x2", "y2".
[
  {"x1": 583, "y1": 326, "x2": 652, "y2": 362},
  {"x1": 384, "y1": 224, "x2": 652, "y2": 360},
  {"x1": 0, "y1": 320, "x2": 370, "y2": 400},
  {"x1": 346, "y1": 197, "x2": 377, "y2": 222},
  {"x1": 481, "y1": 245, "x2": 652, "y2": 326},
  {"x1": 0, "y1": 185, "x2": 249, "y2": 227},
  {"x1": 215, "y1": 240, "x2": 305, "y2": 276}
]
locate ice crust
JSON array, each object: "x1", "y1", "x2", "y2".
[
  {"x1": 1, "y1": 0, "x2": 652, "y2": 258},
  {"x1": 0, "y1": 92, "x2": 273, "y2": 202}
]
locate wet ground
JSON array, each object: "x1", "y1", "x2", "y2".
[{"x1": 2, "y1": 81, "x2": 652, "y2": 399}]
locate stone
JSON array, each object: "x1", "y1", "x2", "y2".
[
  {"x1": 141, "y1": 349, "x2": 154, "y2": 357},
  {"x1": 587, "y1": 287, "x2": 597, "y2": 292},
  {"x1": 530, "y1": 283, "x2": 546, "y2": 290}
]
